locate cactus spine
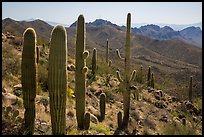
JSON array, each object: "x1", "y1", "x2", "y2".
[
  {"x1": 91, "y1": 48, "x2": 97, "y2": 79},
  {"x1": 48, "y1": 25, "x2": 67, "y2": 135},
  {"x1": 75, "y1": 14, "x2": 90, "y2": 129},
  {"x1": 115, "y1": 13, "x2": 136, "y2": 129},
  {"x1": 21, "y1": 28, "x2": 38, "y2": 134},
  {"x1": 147, "y1": 66, "x2": 151, "y2": 86},
  {"x1": 189, "y1": 76, "x2": 193, "y2": 102},
  {"x1": 100, "y1": 93, "x2": 106, "y2": 120}
]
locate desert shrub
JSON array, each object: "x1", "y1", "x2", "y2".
[
  {"x1": 2, "y1": 42, "x2": 21, "y2": 79},
  {"x1": 38, "y1": 63, "x2": 48, "y2": 92},
  {"x1": 162, "y1": 123, "x2": 196, "y2": 135}
]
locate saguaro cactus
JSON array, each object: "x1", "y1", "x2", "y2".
[
  {"x1": 115, "y1": 13, "x2": 136, "y2": 129},
  {"x1": 100, "y1": 93, "x2": 106, "y2": 120},
  {"x1": 21, "y1": 28, "x2": 38, "y2": 134},
  {"x1": 117, "y1": 111, "x2": 122, "y2": 129},
  {"x1": 48, "y1": 25, "x2": 67, "y2": 135},
  {"x1": 106, "y1": 39, "x2": 109, "y2": 64},
  {"x1": 147, "y1": 66, "x2": 151, "y2": 86},
  {"x1": 75, "y1": 14, "x2": 90, "y2": 129},
  {"x1": 91, "y1": 48, "x2": 97, "y2": 79},
  {"x1": 150, "y1": 73, "x2": 154, "y2": 88},
  {"x1": 189, "y1": 76, "x2": 193, "y2": 102}
]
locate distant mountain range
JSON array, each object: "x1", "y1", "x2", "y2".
[
  {"x1": 69, "y1": 19, "x2": 202, "y2": 48},
  {"x1": 3, "y1": 17, "x2": 202, "y2": 48}
]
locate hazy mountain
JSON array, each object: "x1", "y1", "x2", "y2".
[
  {"x1": 2, "y1": 17, "x2": 201, "y2": 67},
  {"x1": 180, "y1": 26, "x2": 202, "y2": 47},
  {"x1": 2, "y1": 17, "x2": 202, "y2": 98},
  {"x1": 21, "y1": 18, "x2": 69, "y2": 27},
  {"x1": 131, "y1": 22, "x2": 202, "y2": 31}
]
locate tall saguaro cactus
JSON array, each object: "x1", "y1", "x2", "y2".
[
  {"x1": 48, "y1": 25, "x2": 67, "y2": 135},
  {"x1": 91, "y1": 48, "x2": 97, "y2": 79},
  {"x1": 21, "y1": 28, "x2": 38, "y2": 134},
  {"x1": 75, "y1": 14, "x2": 90, "y2": 129},
  {"x1": 189, "y1": 76, "x2": 193, "y2": 102},
  {"x1": 106, "y1": 39, "x2": 109, "y2": 64},
  {"x1": 150, "y1": 73, "x2": 154, "y2": 88},
  {"x1": 115, "y1": 13, "x2": 136, "y2": 129},
  {"x1": 147, "y1": 66, "x2": 151, "y2": 86}
]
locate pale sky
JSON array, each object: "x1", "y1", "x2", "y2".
[{"x1": 2, "y1": 2, "x2": 202, "y2": 26}]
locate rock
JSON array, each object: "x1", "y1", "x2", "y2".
[
  {"x1": 2, "y1": 87, "x2": 7, "y2": 93},
  {"x1": 159, "y1": 115, "x2": 168, "y2": 122},
  {"x1": 2, "y1": 33, "x2": 7, "y2": 42},
  {"x1": 67, "y1": 111, "x2": 74, "y2": 117},
  {"x1": 192, "y1": 107, "x2": 201, "y2": 116},
  {"x1": 154, "y1": 95, "x2": 161, "y2": 100},
  {"x1": 185, "y1": 101, "x2": 194, "y2": 110},
  {"x1": 13, "y1": 84, "x2": 22, "y2": 90},
  {"x1": 193, "y1": 116, "x2": 198, "y2": 123},
  {"x1": 154, "y1": 101, "x2": 166, "y2": 109},
  {"x1": 2, "y1": 92, "x2": 18, "y2": 105},
  {"x1": 171, "y1": 96, "x2": 179, "y2": 102},
  {"x1": 90, "y1": 113, "x2": 98, "y2": 124},
  {"x1": 178, "y1": 114, "x2": 185, "y2": 119},
  {"x1": 95, "y1": 88, "x2": 103, "y2": 96},
  {"x1": 181, "y1": 118, "x2": 186, "y2": 125},
  {"x1": 13, "y1": 89, "x2": 22, "y2": 97},
  {"x1": 147, "y1": 87, "x2": 154, "y2": 93},
  {"x1": 132, "y1": 111, "x2": 141, "y2": 121},
  {"x1": 87, "y1": 106, "x2": 99, "y2": 116}
]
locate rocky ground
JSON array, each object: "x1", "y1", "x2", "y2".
[
  {"x1": 2, "y1": 32, "x2": 202, "y2": 135},
  {"x1": 2, "y1": 75, "x2": 202, "y2": 135}
]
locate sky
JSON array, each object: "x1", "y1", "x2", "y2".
[{"x1": 2, "y1": 2, "x2": 202, "y2": 26}]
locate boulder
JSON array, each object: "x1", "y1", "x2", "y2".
[
  {"x1": 13, "y1": 84, "x2": 22, "y2": 90},
  {"x1": 2, "y1": 92, "x2": 18, "y2": 105}
]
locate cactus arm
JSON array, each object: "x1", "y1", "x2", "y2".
[
  {"x1": 116, "y1": 71, "x2": 123, "y2": 82},
  {"x1": 129, "y1": 70, "x2": 136, "y2": 82},
  {"x1": 116, "y1": 49, "x2": 125, "y2": 60},
  {"x1": 84, "y1": 112, "x2": 90, "y2": 130},
  {"x1": 83, "y1": 50, "x2": 89, "y2": 59},
  {"x1": 82, "y1": 66, "x2": 88, "y2": 74},
  {"x1": 67, "y1": 64, "x2": 75, "y2": 71}
]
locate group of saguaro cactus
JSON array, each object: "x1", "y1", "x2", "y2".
[
  {"x1": 115, "y1": 13, "x2": 136, "y2": 129},
  {"x1": 21, "y1": 13, "x2": 194, "y2": 134},
  {"x1": 21, "y1": 28, "x2": 38, "y2": 134}
]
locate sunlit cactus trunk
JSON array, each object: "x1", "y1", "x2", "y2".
[
  {"x1": 115, "y1": 13, "x2": 136, "y2": 129},
  {"x1": 48, "y1": 25, "x2": 67, "y2": 135},
  {"x1": 75, "y1": 14, "x2": 90, "y2": 129},
  {"x1": 21, "y1": 28, "x2": 38, "y2": 135}
]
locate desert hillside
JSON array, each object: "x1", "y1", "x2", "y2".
[{"x1": 2, "y1": 16, "x2": 202, "y2": 135}]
